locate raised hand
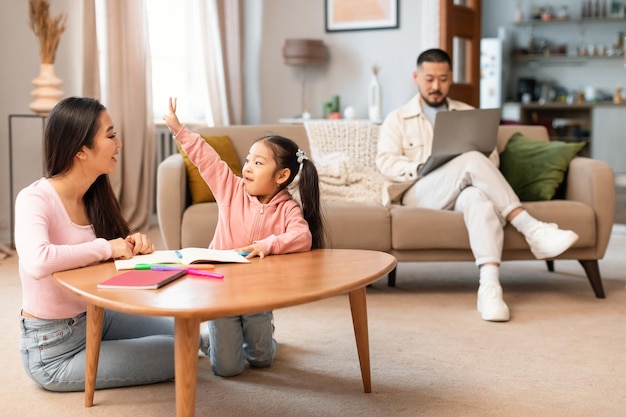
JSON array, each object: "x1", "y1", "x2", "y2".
[{"x1": 163, "y1": 97, "x2": 183, "y2": 135}]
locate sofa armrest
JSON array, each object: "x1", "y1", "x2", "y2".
[
  {"x1": 157, "y1": 153, "x2": 188, "y2": 249},
  {"x1": 565, "y1": 156, "x2": 615, "y2": 257}
]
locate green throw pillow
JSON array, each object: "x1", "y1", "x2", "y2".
[
  {"x1": 499, "y1": 132, "x2": 586, "y2": 201},
  {"x1": 177, "y1": 135, "x2": 242, "y2": 204}
]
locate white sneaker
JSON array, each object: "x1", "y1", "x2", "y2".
[
  {"x1": 199, "y1": 323, "x2": 210, "y2": 355},
  {"x1": 525, "y1": 222, "x2": 579, "y2": 259},
  {"x1": 477, "y1": 283, "x2": 510, "y2": 322}
]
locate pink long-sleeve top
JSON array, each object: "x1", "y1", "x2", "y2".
[
  {"x1": 16, "y1": 178, "x2": 113, "y2": 319},
  {"x1": 175, "y1": 127, "x2": 312, "y2": 254}
]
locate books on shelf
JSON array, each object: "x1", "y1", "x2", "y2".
[
  {"x1": 97, "y1": 269, "x2": 186, "y2": 290},
  {"x1": 114, "y1": 248, "x2": 250, "y2": 270}
]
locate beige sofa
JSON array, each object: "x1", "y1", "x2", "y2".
[{"x1": 157, "y1": 124, "x2": 615, "y2": 297}]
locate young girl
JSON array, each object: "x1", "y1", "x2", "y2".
[
  {"x1": 17, "y1": 97, "x2": 176, "y2": 392},
  {"x1": 163, "y1": 97, "x2": 324, "y2": 377}
]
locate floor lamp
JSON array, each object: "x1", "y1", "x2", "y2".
[{"x1": 282, "y1": 39, "x2": 328, "y2": 119}]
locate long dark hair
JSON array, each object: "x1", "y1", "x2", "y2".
[
  {"x1": 45, "y1": 97, "x2": 130, "y2": 239},
  {"x1": 258, "y1": 135, "x2": 325, "y2": 249}
]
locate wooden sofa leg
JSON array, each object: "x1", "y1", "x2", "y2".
[
  {"x1": 387, "y1": 266, "x2": 397, "y2": 287},
  {"x1": 579, "y1": 260, "x2": 605, "y2": 299},
  {"x1": 546, "y1": 260, "x2": 554, "y2": 272}
]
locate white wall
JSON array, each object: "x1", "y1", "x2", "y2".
[
  {"x1": 245, "y1": 0, "x2": 435, "y2": 124},
  {"x1": 0, "y1": 0, "x2": 82, "y2": 244}
]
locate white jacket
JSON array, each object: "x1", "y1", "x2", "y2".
[{"x1": 376, "y1": 95, "x2": 498, "y2": 206}]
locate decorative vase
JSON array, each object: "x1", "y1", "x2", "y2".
[
  {"x1": 29, "y1": 63, "x2": 64, "y2": 117},
  {"x1": 368, "y1": 68, "x2": 382, "y2": 124}
]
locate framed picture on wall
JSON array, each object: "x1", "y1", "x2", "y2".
[{"x1": 325, "y1": 0, "x2": 399, "y2": 32}]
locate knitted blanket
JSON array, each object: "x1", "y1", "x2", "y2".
[{"x1": 304, "y1": 120, "x2": 384, "y2": 205}]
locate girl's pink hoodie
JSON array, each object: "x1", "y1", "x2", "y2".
[{"x1": 175, "y1": 127, "x2": 312, "y2": 255}]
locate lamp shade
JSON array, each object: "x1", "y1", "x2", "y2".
[{"x1": 282, "y1": 39, "x2": 328, "y2": 66}]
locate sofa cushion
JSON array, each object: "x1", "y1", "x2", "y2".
[
  {"x1": 499, "y1": 133, "x2": 586, "y2": 201},
  {"x1": 180, "y1": 199, "x2": 393, "y2": 252},
  {"x1": 177, "y1": 135, "x2": 242, "y2": 204},
  {"x1": 181, "y1": 203, "x2": 220, "y2": 248},
  {"x1": 390, "y1": 200, "x2": 595, "y2": 251},
  {"x1": 323, "y1": 201, "x2": 391, "y2": 251}
]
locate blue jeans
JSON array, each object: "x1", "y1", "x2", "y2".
[
  {"x1": 20, "y1": 310, "x2": 175, "y2": 392},
  {"x1": 207, "y1": 311, "x2": 277, "y2": 377}
]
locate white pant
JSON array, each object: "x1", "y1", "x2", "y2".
[{"x1": 402, "y1": 151, "x2": 522, "y2": 265}]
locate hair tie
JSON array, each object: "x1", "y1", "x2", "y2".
[{"x1": 296, "y1": 149, "x2": 308, "y2": 164}]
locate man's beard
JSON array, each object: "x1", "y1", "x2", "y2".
[{"x1": 421, "y1": 91, "x2": 445, "y2": 107}]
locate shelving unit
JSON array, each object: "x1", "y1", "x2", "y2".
[
  {"x1": 514, "y1": 17, "x2": 626, "y2": 27},
  {"x1": 500, "y1": 3, "x2": 626, "y2": 175},
  {"x1": 511, "y1": 15, "x2": 626, "y2": 65},
  {"x1": 518, "y1": 103, "x2": 593, "y2": 156},
  {"x1": 512, "y1": 54, "x2": 622, "y2": 65}
]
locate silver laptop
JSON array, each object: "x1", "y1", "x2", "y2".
[{"x1": 417, "y1": 108, "x2": 501, "y2": 176}]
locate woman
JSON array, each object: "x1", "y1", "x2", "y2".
[{"x1": 16, "y1": 97, "x2": 175, "y2": 392}]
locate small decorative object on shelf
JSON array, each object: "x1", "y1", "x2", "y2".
[
  {"x1": 28, "y1": 0, "x2": 67, "y2": 117},
  {"x1": 368, "y1": 65, "x2": 382, "y2": 124},
  {"x1": 323, "y1": 94, "x2": 341, "y2": 119},
  {"x1": 514, "y1": 0, "x2": 524, "y2": 22},
  {"x1": 556, "y1": 5, "x2": 569, "y2": 20},
  {"x1": 343, "y1": 105, "x2": 357, "y2": 119}
]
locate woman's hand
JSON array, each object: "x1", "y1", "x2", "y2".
[
  {"x1": 125, "y1": 233, "x2": 156, "y2": 255},
  {"x1": 163, "y1": 97, "x2": 183, "y2": 135},
  {"x1": 108, "y1": 233, "x2": 155, "y2": 259},
  {"x1": 108, "y1": 238, "x2": 134, "y2": 259},
  {"x1": 234, "y1": 243, "x2": 265, "y2": 259}
]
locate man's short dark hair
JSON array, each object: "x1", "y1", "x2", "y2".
[{"x1": 417, "y1": 48, "x2": 452, "y2": 68}]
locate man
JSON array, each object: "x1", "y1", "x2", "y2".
[{"x1": 375, "y1": 48, "x2": 578, "y2": 322}]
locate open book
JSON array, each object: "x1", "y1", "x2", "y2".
[{"x1": 114, "y1": 248, "x2": 250, "y2": 270}]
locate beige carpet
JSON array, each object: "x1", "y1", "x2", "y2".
[{"x1": 2, "y1": 227, "x2": 626, "y2": 417}]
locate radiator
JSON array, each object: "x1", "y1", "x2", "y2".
[
  {"x1": 155, "y1": 125, "x2": 177, "y2": 162},
  {"x1": 153, "y1": 126, "x2": 178, "y2": 217}
]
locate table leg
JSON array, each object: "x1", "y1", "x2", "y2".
[
  {"x1": 348, "y1": 287, "x2": 371, "y2": 393},
  {"x1": 174, "y1": 317, "x2": 201, "y2": 417},
  {"x1": 85, "y1": 304, "x2": 104, "y2": 407}
]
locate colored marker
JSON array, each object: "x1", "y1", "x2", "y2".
[
  {"x1": 237, "y1": 251, "x2": 250, "y2": 257},
  {"x1": 149, "y1": 265, "x2": 223, "y2": 279},
  {"x1": 174, "y1": 250, "x2": 183, "y2": 259},
  {"x1": 134, "y1": 263, "x2": 215, "y2": 270},
  {"x1": 151, "y1": 265, "x2": 186, "y2": 271},
  {"x1": 186, "y1": 268, "x2": 224, "y2": 279},
  {"x1": 178, "y1": 264, "x2": 215, "y2": 270}
]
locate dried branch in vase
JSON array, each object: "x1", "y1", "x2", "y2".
[{"x1": 28, "y1": 0, "x2": 67, "y2": 64}]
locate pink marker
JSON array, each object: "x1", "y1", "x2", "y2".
[{"x1": 186, "y1": 268, "x2": 224, "y2": 279}]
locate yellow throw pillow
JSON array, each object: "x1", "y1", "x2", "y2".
[{"x1": 177, "y1": 135, "x2": 242, "y2": 204}]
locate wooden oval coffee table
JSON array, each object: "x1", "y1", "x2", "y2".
[{"x1": 53, "y1": 249, "x2": 396, "y2": 417}]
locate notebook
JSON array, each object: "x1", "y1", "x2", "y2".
[
  {"x1": 97, "y1": 269, "x2": 186, "y2": 290},
  {"x1": 417, "y1": 108, "x2": 501, "y2": 176},
  {"x1": 114, "y1": 248, "x2": 250, "y2": 270}
]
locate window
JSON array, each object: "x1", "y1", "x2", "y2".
[
  {"x1": 96, "y1": 0, "x2": 212, "y2": 125},
  {"x1": 146, "y1": 1, "x2": 212, "y2": 124}
]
